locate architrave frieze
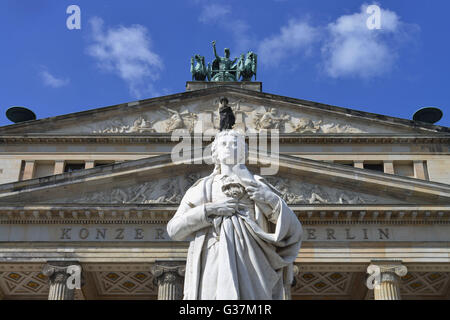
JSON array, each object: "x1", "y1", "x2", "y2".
[{"x1": 1, "y1": 262, "x2": 450, "y2": 274}]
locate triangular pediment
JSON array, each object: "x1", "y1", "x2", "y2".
[
  {"x1": 0, "y1": 86, "x2": 448, "y2": 136},
  {"x1": 0, "y1": 153, "x2": 448, "y2": 206}
]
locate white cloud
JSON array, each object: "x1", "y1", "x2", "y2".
[
  {"x1": 322, "y1": 4, "x2": 405, "y2": 78},
  {"x1": 196, "y1": 2, "x2": 252, "y2": 54},
  {"x1": 40, "y1": 69, "x2": 69, "y2": 88},
  {"x1": 198, "y1": 3, "x2": 231, "y2": 23},
  {"x1": 258, "y1": 20, "x2": 319, "y2": 66},
  {"x1": 86, "y1": 17, "x2": 163, "y2": 98}
]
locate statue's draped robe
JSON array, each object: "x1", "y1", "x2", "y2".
[{"x1": 167, "y1": 173, "x2": 302, "y2": 300}]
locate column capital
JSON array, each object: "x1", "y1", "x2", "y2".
[
  {"x1": 42, "y1": 261, "x2": 82, "y2": 278},
  {"x1": 42, "y1": 261, "x2": 83, "y2": 300},
  {"x1": 151, "y1": 261, "x2": 185, "y2": 280},
  {"x1": 367, "y1": 260, "x2": 408, "y2": 281},
  {"x1": 151, "y1": 261, "x2": 186, "y2": 300},
  {"x1": 366, "y1": 260, "x2": 407, "y2": 300}
]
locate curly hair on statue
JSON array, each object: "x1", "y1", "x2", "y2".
[{"x1": 210, "y1": 130, "x2": 248, "y2": 167}]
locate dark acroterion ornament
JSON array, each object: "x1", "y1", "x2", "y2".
[
  {"x1": 413, "y1": 107, "x2": 443, "y2": 124},
  {"x1": 6, "y1": 106, "x2": 36, "y2": 123}
]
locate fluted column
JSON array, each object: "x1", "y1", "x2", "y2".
[
  {"x1": 366, "y1": 261, "x2": 407, "y2": 300},
  {"x1": 151, "y1": 262, "x2": 185, "y2": 300},
  {"x1": 42, "y1": 262, "x2": 82, "y2": 300}
]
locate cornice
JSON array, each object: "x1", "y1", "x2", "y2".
[
  {"x1": 0, "y1": 133, "x2": 449, "y2": 145},
  {"x1": 0, "y1": 204, "x2": 447, "y2": 224}
]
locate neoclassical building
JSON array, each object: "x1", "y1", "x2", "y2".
[{"x1": 0, "y1": 81, "x2": 449, "y2": 300}]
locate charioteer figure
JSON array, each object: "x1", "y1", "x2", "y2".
[{"x1": 210, "y1": 40, "x2": 238, "y2": 82}]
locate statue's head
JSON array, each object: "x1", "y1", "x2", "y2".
[
  {"x1": 224, "y1": 48, "x2": 230, "y2": 58},
  {"x1": 219, "y1": 97, "x2": 229, "y2": 108},
  {"x1": 211, "y1": 130, "x2": 248, "y2": 166}
]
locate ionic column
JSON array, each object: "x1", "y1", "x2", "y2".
[
  {"x1": 151, "y1": 262, "x2": 185, "y2": 300},
  {"x1": 366, "y1": 261, "x2": 407, "y2": 300},
  {"x1": 42, "y1": 262, "x2": 82, "y2": 300}
]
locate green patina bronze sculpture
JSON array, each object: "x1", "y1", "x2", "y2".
[
  {"x1": 236, "y1": 51, "x2": 257, "y2": 81},
  {"x1": 190, "y1": 41, "x2": 257, "y2": 82},
  {"x1": 190, "y1": 54, "x2": 210, "y2": 81},
  {"x1": 211, "y1": 40, "x2": 238, "y2": 81}
]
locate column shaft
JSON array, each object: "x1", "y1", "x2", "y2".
[
  {"x1": 48, "y1": 276, "x2": 74, "y2": 300},
  {"x1": 374, "y1": 281, "x2": 401, "y2": 300}
]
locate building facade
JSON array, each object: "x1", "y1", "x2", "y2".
[{"x1": 0, "y1": 82, "x2": 449, "y2": 300}]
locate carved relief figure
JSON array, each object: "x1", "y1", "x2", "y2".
[
  {"x1": 128, "y1": 116, "x2": 156, "y2": 133},
  {"x1": 320, "y1": 123, "x2": 364, "y2": 134},
  {"x1": 254, "y1": 108, "x2": 290, "y2": 131},
  {"x1": 161, "y1": 107, "x2": 197, "y2": 132},
  {"x1": 288, "y1": 117, "x2": 364, "y2": 134},
  {"x1": 338, "y1": 192, "x2": 371, "y2": 204},
  {"x1": 266, "y1": 177, "x2": 305, "y2": 204},
  {"x1": 308, "y1": 186, "x2": 329, "y2": 204},
  {"x1": 72, "y1": 173, "x2": 205, "y2": 204},
  {"x1": 92, "y1": 116, "x2": 156, "y2": 134},
  {"x1": 265, "y1": 176, "x2": 377, "y2": 205},
  {"x1": 291, "y1": 118, "x2": 322, "y2": 134},
  {"x1": 167, "y1": 130, "x2": 302, "y2": 300}
]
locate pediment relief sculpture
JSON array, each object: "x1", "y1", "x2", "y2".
[
  {"x1": 92, "y1": 116, "x2": 156, "y2": 134},
  {"x1": 252, "y1": 107, "x2": 291, "y2": 131},
  {"x1": 67, "y1": 173, "x2": 383, "y2": 205},
  {"x1": 34, "y1": 93, "x2": 422, "y2": 135},
  {"x1": 160, "y1": 107, "x2": 197, "y2": 133},
  {"x1": 265, "y1": 176, "x2": 380, "y2": 204},
  {"x1": 71, "y1": 173, "x2": 204, "y2": 204},
  {"x1": 87, "y1": 108, "x2": 365, "y2": 135}
]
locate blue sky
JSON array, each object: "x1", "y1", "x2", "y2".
[{"x1": 0, "y1": 0, "x2": 449, "y2": 127}]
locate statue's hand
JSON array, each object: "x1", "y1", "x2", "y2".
[
  {"x1": 205, "y1": 199, "x2": 237, "y2": 218},
  {"x1": 243, "y1": 179, "x2": 279, "y2": 209},
  {"x1": 212, "y1": 40, "x2": 216, "y2": 46}
]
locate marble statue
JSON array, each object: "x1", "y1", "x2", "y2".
[{"x1": 167, "y1": 130, "x2": 303, "y2": 300}]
